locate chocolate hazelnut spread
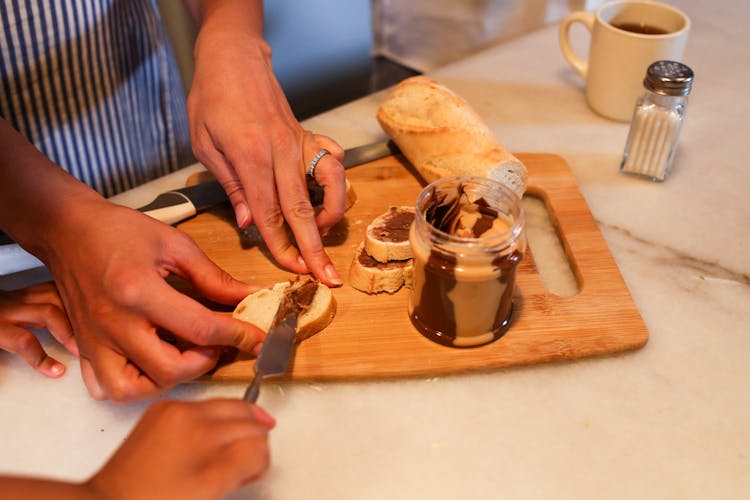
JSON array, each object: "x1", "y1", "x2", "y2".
[
  {"x1": 273, "y1": 276, "x2": 318, "y2": 325},
  {"x1": 357, "y1": 249, "x2": 381, "y2": 267},
  {"x1": 372, "y1": 207, "x2": 414, "y2": 242},
  {"x1": 357, "y1": 246, "x2": 408, "y2": 269},
  {"x1": 408, "y1": 177, "x2": 525, "y2": 347}
]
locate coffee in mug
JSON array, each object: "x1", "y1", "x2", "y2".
[{"x1": 559, "y1": 0, "x2": 690, "y2": 121}]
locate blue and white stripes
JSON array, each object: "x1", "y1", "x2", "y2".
[{"x1": 0, "y1": 0, "x2": 192, "y2": 197}]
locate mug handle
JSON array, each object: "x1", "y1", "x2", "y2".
[{"x1": 559, "y1": 11, "x2": 595, "y2": 80}]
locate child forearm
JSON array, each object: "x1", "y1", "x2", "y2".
[{"x1": 0, "y1": 477, "x2": 97, "y2": 499}]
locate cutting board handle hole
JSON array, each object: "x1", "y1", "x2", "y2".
[{"x1": 521, "y1": 192, "x2": 581, "y2": 297}]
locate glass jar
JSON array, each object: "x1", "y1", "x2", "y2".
[
  {"x1": 620, "y1": 60, "x2": 694, "y2": 181},
  {"x1": 408, "y1": 176, "x2": 526, "y2": 348}
]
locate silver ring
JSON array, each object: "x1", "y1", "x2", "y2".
[{"x1": 307, "y1": 148, "x2": 330, "y2": 179}]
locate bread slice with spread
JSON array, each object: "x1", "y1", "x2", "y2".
[
  {"x1": 233, "y1": 276, "x2": 335, "y2": 342},
  {"x1": 364, "y1": 206, "x2": 415, "y2": 263},
  {"x1": 348, "y1": 242, "x2": 414, "y2": 294},
  {"x1": 349, "y1": 206, "x2": 415, "y2": 294}
]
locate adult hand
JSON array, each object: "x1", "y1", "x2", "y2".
[
  {"x1": 43, "y1": 199, "x2": 266, "y2": 402},
  {"x1": 0, "y1": 119, "x2": 264, "y2": 402},
  {"x1": 86, "y1": 399, "x2": 274, "y2": 498},
  {"x1": 0, "y1": 282, "x2": 77, "y2": 378},
  {"x1": 188, "y1": 1, "x2": 346, "y2": 287}
]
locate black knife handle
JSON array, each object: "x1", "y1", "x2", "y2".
[{"x1": 0, "y1": 229, "x2": 12, "y2": 246}]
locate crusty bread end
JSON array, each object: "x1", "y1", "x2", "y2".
[{"x1": 377, "y1": 76, "x2": 527, "y2": 198}]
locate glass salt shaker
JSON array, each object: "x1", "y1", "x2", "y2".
[{"x1": 620, "y1": 60, "x2": 694, "y2": 181}]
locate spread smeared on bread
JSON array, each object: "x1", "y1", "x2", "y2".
[
  {"x1": 349, "y1": 206, "x2": 416, "y2": 294},
  {"x1": 364, "y1": 206, "x2": 415, "y2": 263},
  {"x1": 273, "y1": 275, "x2": 319, "y2": 324},
  {"x1": 349, "y1": 242, "x2": 414, "y2": 294},
  {"x1": 233, "y1": 276, "x2": 336, "y2": 342}
]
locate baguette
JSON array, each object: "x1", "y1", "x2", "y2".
[
  {"x1": 233, "y1": 276, "x2": 335, "y2": 342},
  {"x1": 376, "y1": 76, "x2": 527, "y2": 198},
  {"x1": 364, "y1": 206, "x2": 415, "y2": 263},
  {"x1": 348, "y1": 243, "x2": 413, "y2": 294}
]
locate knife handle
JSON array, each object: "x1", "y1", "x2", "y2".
[
  {"x1": 243, "y1": 374, "x2": 262, "y2": 403},
  {"x1": 138, "y1": 192, "x2": 198, "y2": 226}
]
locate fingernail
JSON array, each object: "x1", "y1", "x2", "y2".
[
  {"x1": 50, "y1": 362, "x2": 65, "y2": 377},
  {"x1": 297, "y1": 255, "x2": 309, "y2": 272},
  {"x1": 325, "y1": 264, "x2": 342, "y2": 286},
  {"x1": 236, "y1": 203, "x2": 250, "y2": 227},
  {"x1": 252, "y1": 342, "x2": 264, "y2": 357},
  {"x1": 252, "y1": 406, "x2": 276, "y2": 428}
]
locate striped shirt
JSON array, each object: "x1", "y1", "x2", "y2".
[{"x1": 0, "y1": 0, "x2": 193, "y2": 198}]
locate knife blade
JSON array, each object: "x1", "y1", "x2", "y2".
[
  {"x1": 341, "y1": 139, "x2": 400, "y2": 168},
  {"x1": 243, "y1": 313, "x2": 298, "y2": 403}
]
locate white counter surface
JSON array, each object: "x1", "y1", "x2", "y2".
[{"x1": 1, "y1": 1, "x2": 749, "y2": 498}]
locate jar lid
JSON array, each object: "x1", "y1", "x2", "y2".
[{"x1": 643, "y1": 60, "x2": 694, "y2": 96}]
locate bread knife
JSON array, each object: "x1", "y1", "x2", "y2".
[
  {"x1": 136, "y1": 139, "x2": 401, "y2": 222},
  {"x1": 0, "y1": 182, "x2": 229, "y2": 250},
  {"x1": 243, "y1": 313, "x2": 298, "y2": 403},
  {"x1": 0, "y1": 139, "x2": 401, "y2": 275},
  {"x1": 342, "y1": 139, "x2": 400, "y2": 168}
]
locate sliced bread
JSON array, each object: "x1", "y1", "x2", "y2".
[
  {"x1": 348, "y1": 242, "x2": 414, "y2": 294},
  {"x1": 233, "y1": 276, "x2": 336, "y2": 342},
  {"x1": 364, "y1": 206, "x2": 416, "y2": 263}
]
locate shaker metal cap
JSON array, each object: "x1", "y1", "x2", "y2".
[{"x1": 643, "y1": 60, "x2": 694, "y2": 96}]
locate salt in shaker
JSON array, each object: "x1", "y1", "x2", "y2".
[{"x1": 620, "y1": 60, "x2": 694, "y2": 181}]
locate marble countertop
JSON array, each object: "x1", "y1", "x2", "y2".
[{"x1": 1, "y1": 1, "x2": 749, "y2": 498}]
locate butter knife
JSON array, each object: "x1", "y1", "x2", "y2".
[{"x1": 243, "y1": 313, "x2": 298, "y2": 403}]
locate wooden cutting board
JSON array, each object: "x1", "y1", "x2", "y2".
[{"x1": 177, "y1": 153, "x2": 648, "y2": 381}]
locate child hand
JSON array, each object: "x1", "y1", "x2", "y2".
[
  {"x1": 0, "y1": 282, "x2": 77, "y2": 377},
  {"x1": 86, "y1": 399, "x2": 275, "y2": 498}
]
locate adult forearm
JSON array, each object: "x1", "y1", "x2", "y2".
[
  {"x1": 0, "y1": 119, "x2": 105, "y2": 260},
  {"x1": 191, "y1": 0, "x2": 267, "y2": 62},
  {"x1": 189, "y1": 0, "x2": 263, "y2": 34}
]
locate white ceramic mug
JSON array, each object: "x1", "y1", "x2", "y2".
[{"x1": 559, "y1": 0, "x2": 690, "y2": 121}]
